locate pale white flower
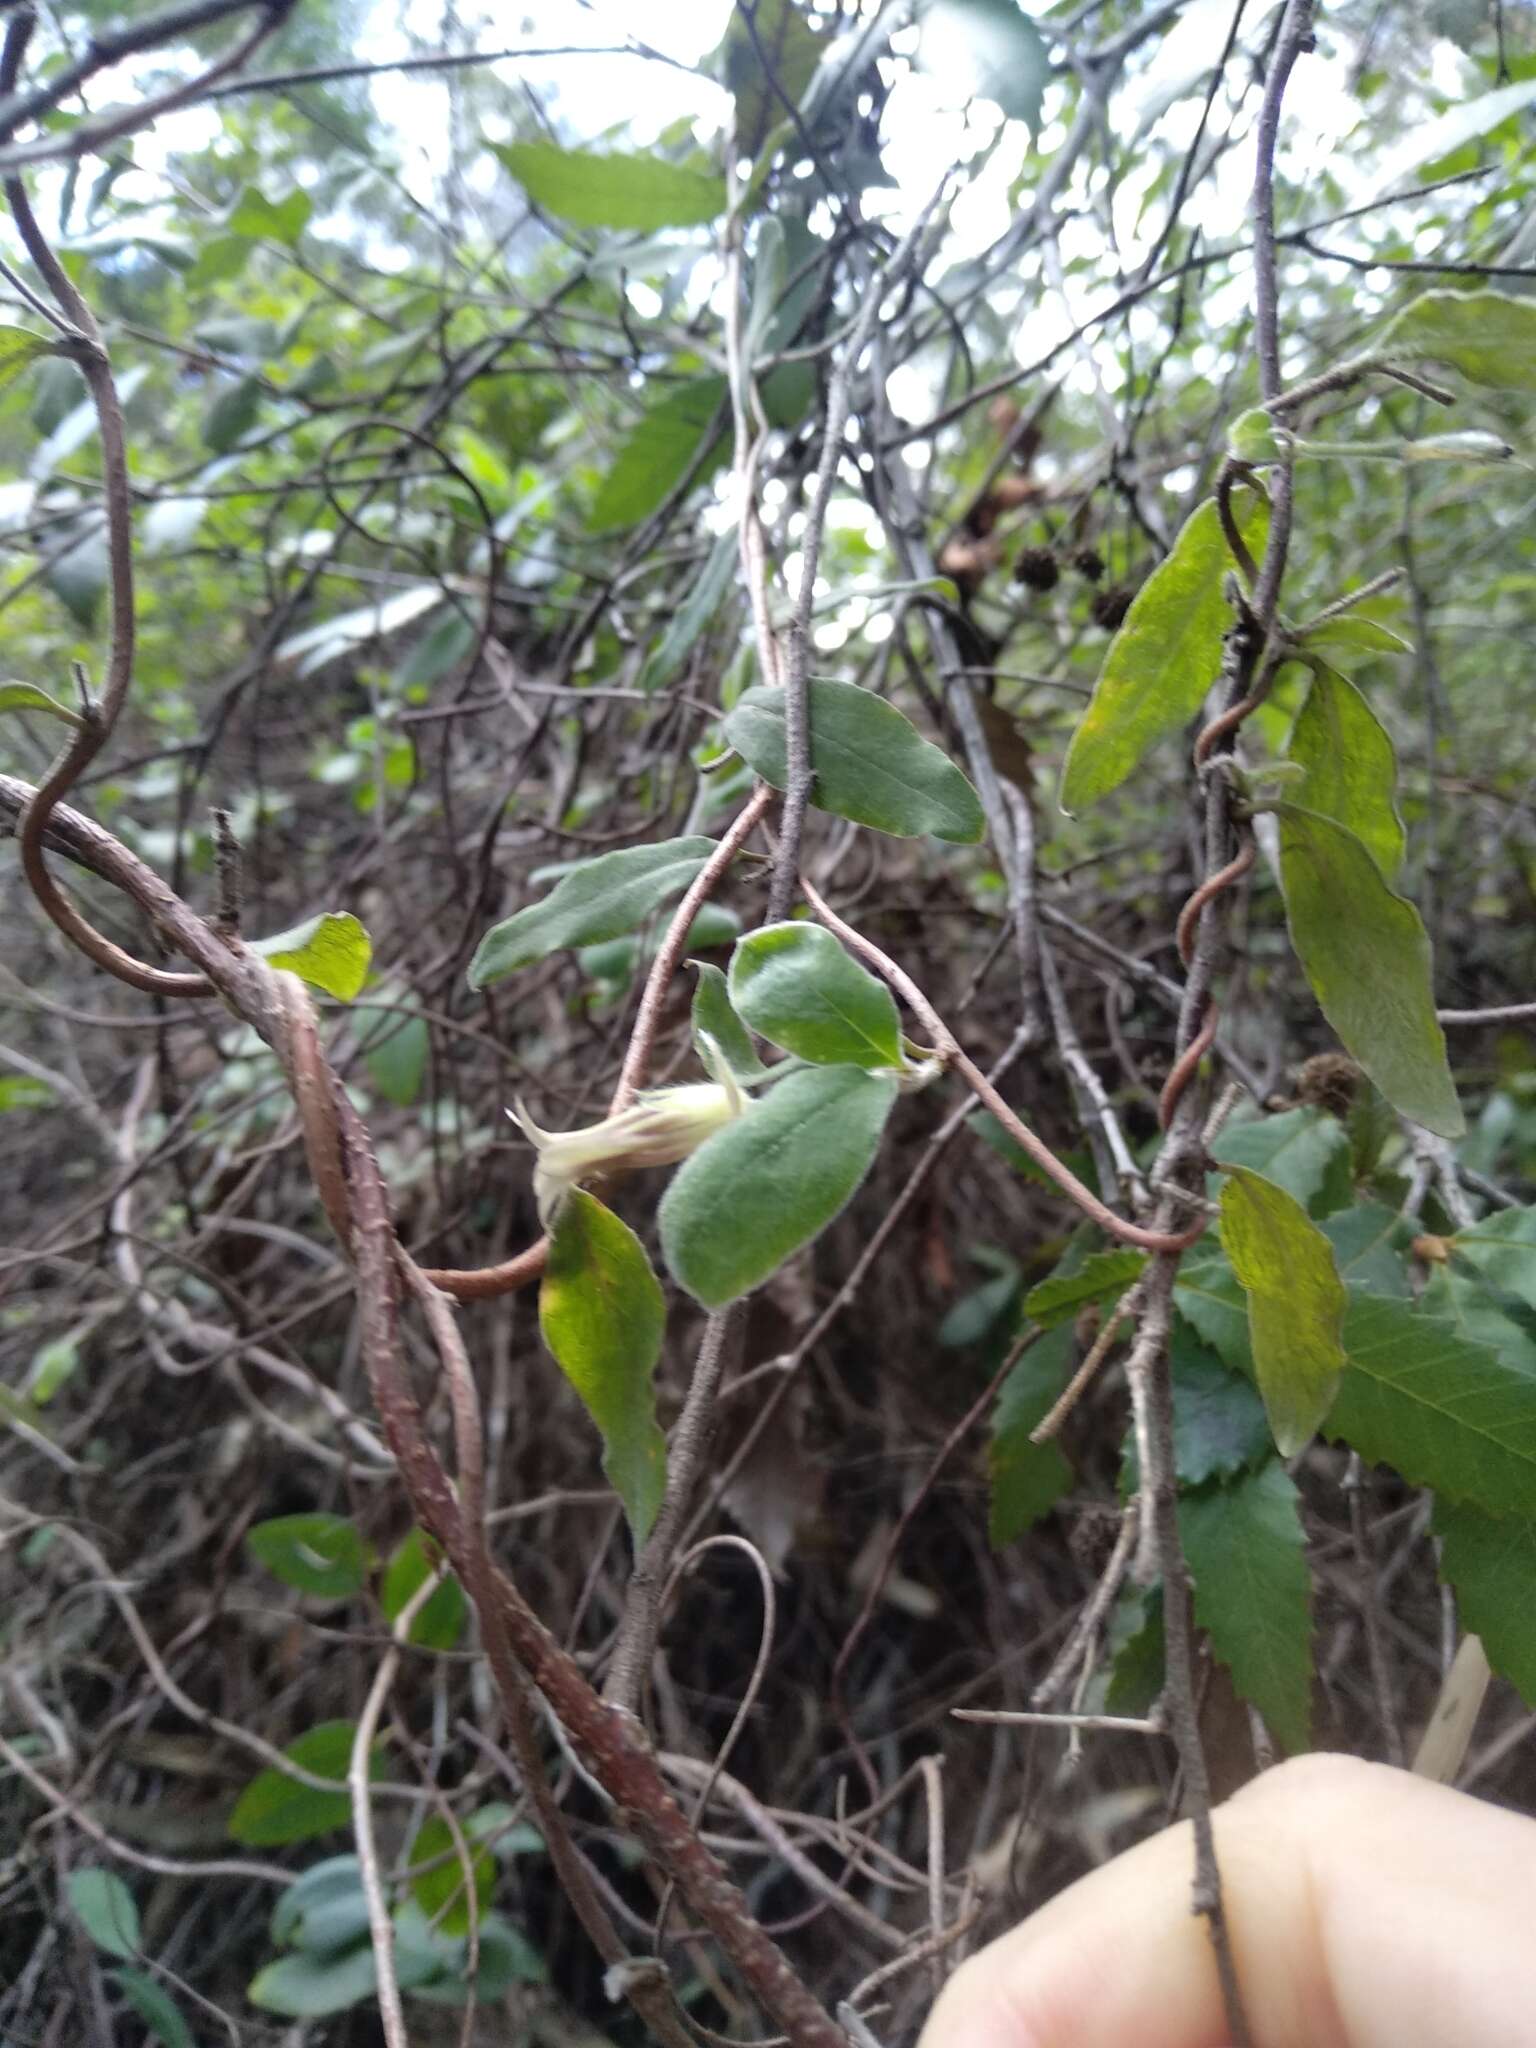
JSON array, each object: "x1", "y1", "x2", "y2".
[{"x1": 509, "y1": 1069, "x2": 745, "y2": 1227}]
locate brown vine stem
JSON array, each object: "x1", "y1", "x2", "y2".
[{"x1": 799, "y1": 879, "x2": 1206, "y2": 1255}]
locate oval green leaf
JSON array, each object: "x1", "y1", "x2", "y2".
[
  {"x1": 690, "y1": 961, "x2": 769, "y2": 1083},
  {"x1": 246, "y1": 1513, "x2": 369, "y2": 1600},
  {"x1": 381, "y1": 1527, "x2": 466, "y2": 1650},
  {"x1": 1060, "y1": 488, "x2": 1270, "y2": 812},
  {"x1": 111, "y1": 1968, "x2": 195, "y2": 2048},
  {"x1": 728, "y1": 921, "x2": 904, "y2": 1068},
  {"x1": 659, "y1": 1063, "x2": 897, "y2": 1307},
  {"x1": 0, "y1": 680, "x2": 83, "y2": 728},
  {"x1": 493, "y1": 142, "x2": 726, "y2": 231},
  {"x1": 409, "y1": 1813, "x2": 495, "y2": 1939},
  {"x1": 1218, "y1": 1164, "x2": 1348, "y2": 1456},
  {"x1": 1274, "y1": 801, "x2": 1462, "y2": 1138},
  {"x1": 1378, "y1": 288, "x2": 1536, "y2": 391},
  {"x1": 539, "y1": 1189, "x2": 668, "y2": 1543},
  {"x1": 1287, "y1": 662, "x2": 1405, "y2": 881},
  {"x1": 229, "y1": 1721, "x2": 382, "y2": 1848},
  {"x1": 468, "y1": 836, "x2": 718, "y2": 987},
  {"x1": 724, "y1": 676, "x2": 984, "y2": 842},
  {"x1": 251, "y1": 911, "x2": 372, "y2": 1002},
  {"x1": 67, "y1": 1868, "x2": 140, "y2": 1960}
]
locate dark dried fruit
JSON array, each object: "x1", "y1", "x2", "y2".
[
  {"x1": 1072, "y1": 545, "x2": 1105, "y2": 582},
  {"x1": 1091, "y1": 583, "x2": 1133, "y2": 629},
  {"x1": 1294, "y1": 1051, "x2": 1362, "y2": 1119},
  {"x1": 1013, "y1": 545, "x2": 1060, "y2": 592}
]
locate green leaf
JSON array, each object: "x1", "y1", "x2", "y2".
[
  {"x1": 202, "y1": 372, "x2": 264, "y2": 454},
  {"x1": 395, "y1": 1904, "x2": 546, "y2": 2003},
  {"x1": 229, "y1": 1722, "x2": 382, "y2": 1848},
  {"x1": 728, "y1": 922, "x2": 905, "y2": 1069},
  {"x1": 251, "y1": 910, "x2": 372, "y2": 1002},
  {"x1": 1274, "y1": 802, "x2": 1462, "y2": 1139},
  {"x1": 1102, "y1": 1585, "x2": 1164, "y2": 1717},
  {"x1": 1022, "y1": 1248, "x2": 1145, "y2": 1329},
  {"x1": 1060, "y1": 489, "x2": 1269, "y2": 811},
  {"x1": 1123, "y1": 1320, "x2": 1273, "y2": 1490},
  {"x1": 1322, "y1": 1202, "x2": 1414, "y2": 1297},
  {"x1": 410, "y1": 1813, "x2": 495, "y2": 1939},
  {"x1": 1211, "y1": 1106, "x2": 1354, "y2": 1217},
  {"x1": 1286, "y1": 663, "x2": 1405, "y2": 881},
  {"x1": 660, "y1": 1064, "x2": 896, "y2": 1307},
  {"x1": 48, "y1": 528, "x2": 108, "y2": 629},
  {"x1": 1174, "y1": 1254, "x2": 1251, "y2": 1374},
  {"x1": 360, "y1": 1009, "x2": 429, "y2": 1107},
  {"x1": 988, "y1": 1322, "x2": 1074, "y2": 1545},
  {"x1": 690, "y1": 962, "x2": 769, "y2": 1084},
  {"x1": 227, "y1": 184, "x2": 312, "y2": 246},
  {"x1": 0, "y1": 680, "x2": 83, "y2": 728},
  {"x1": 27, "y1": 1335, "x2": 78, "y2": 1404},
  {"x1": 246, "y1": 1514, "x2": 368, "y2": 1600},
  {"x1": 468, "y1": 837, "x2": 717, "y2": 987},
  {"x1": 1180, "y1": 1461, "x2": 1312, "y2": 1756},
  {"x1": 1445, "y1": 1207, "x2": 1536, "y2": 1314},
  {"x1": 1328, "y1": 1293, "x2": 1536, "y2": 1516},
  {"x1": 395, "y1": 607, "x2": 475, "y2": 692},
  {"x1": 67, "y1": 1869, "x2": 140, "y2": 1959},
  {"x1": 940, "y1": 1249, "x2": 1020, "y2": 1348},
  {"x1": 0, "y1": 323, "x2": 52, "y2": 393},
  {"x1": 381, "y1": 1528, "x2": 466, "y2": 1651},
  {"x1": 1297, "y1": 614, "x2": 1413, "y2": 660},
  {"x1": 716, "y1": 0, "x2": 827, "y2": 153},
  {"x1": 724, "y1": 677, "x2": 985, "y2": 842},
  {"x1": 271, "y1": 1856, "x2": 371, "y2": 1954},
  {"x1": 1219, "y1": 1165, "x2": 1347, "y2": 1456},
  {"x1": 249, "y1": 1942, "x2": 381, "y2": 2018},
  {"x1": 590, "y1": 376, "x2": 727, "y2": 531},
  {"x1": 640, "y1": 528, "x2": 738, "y2": 693},
  {"x1": 1434, "y1": 1500, "x2": 1536, "y2": 1708},
  {"x1": 1378, "y1": 288, "x2": 1536, "y2": 390},
  {"x1": 494, "y1": 142, "x2": 726, "y2": 231},
  {"x1": 540, "y1": 1190, "x2": 668, "y2": 1543},
  {"x1": 110, "y1": 1969, "x2": 195, "y2": 2048},
  {"x1": 913, "y1": 0, "x2": 1050, "y2": 129}
]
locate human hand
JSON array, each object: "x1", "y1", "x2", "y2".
[{"x1": 919, "y1": 1753, "x2": 1535, "y2": 2048}]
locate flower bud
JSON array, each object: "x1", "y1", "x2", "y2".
[{"x1": 510, "y1": 1076, "x2": 744, "y2": 1227}]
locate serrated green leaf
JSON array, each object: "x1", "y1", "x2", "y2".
[
  {"x1": 359, "y1": 1009, "x2": 429, "y2": 1107},
  {"x1": 540, "y1": 1190, "x2": 667, "y2": 1543},
  {"x1": 728, "y1": 922, "x2": 904, "y2": 1069},
  {"x1": 913, "y1": 0, "x2": 1050, "y2": 129},
  {"x1": 494, "y1": 142, "x2": 726, "y2": 230},
  {"x1": 1211, "y1": 1106, "x2": 1354, "y2": 1217},
  {"x1": 381, "y1": 1528, "x2": 466, "y2": 1650},
  {"x1": 1287, "y1": 664, "x2": 1405, "y2": 881},
  {"x1": 202, "y1": 372, "x2": 264, "y2": 454},
  {"x1": 0, "y1": 680, "x2": 83, "y2": 728},
  {"x1": 246, "y1": 1514, "x2": 368, "y2": 1600},
  {"x1": 229, "y1": 1722, "x2": 382, "y2": 1848},
  {"x1": 1180, "y1": 1461, "x2": 1312, "y2": 1756},
  {"x1": 1219, "y1": 1166, "x2": 1347, "y2": 1455},
  {"x1": 469, "y1": 837, "x2": 717, "y2": 986},
  {"x1": 1174, "y1": 1254, "x2": 1251, "y2": 1373},
  {"x1": 591, "y1": 377, "x2": 727, "y2": 531},
  {"x1": 67, "y1": 1869, "x2": 139, "y2": 1959},
  {"x1": 110, "y1": 1969, "x2": 195, "y2": 2048},
  {"x1": 410, "y1": 1813, "x2": 495, "y2": 1938},
  {"x1": 1378, "y1": 288, "x2": 1536, "y2": 391},
  {"x1": 640, "y1": 529, "x2": 738, "y2": 693},
  {"x1": 1060, "y1": 489, "x2": 1269, "y2": 811},
  {"x1": 1101, "y1": 1584, "x2": 1165, "y2": 1717},
  {"x1": 1322, "y1": 1202, "x2": 1414, "y2": 1297},
  {"x1": 1329, "y1": 1292, "x2": 1536, "y2": 1515},
  {"x1": 1275, "y1": 802, "x2": 1462, "y2": 1139},
  {"x1": 988, "y1": 1321, "x2": 1074, "y2": 1545},
  {"x1": 1124, "y1": 1320, "x2": 1272, "y2": 1490},
  {"x1": 660, "y1": 1064, "x2": 896, "y2": 1307},
  {"x1": 251, "y1": 910, "x2": 372, "y2": 1002},
  {"x1": 690, "y1": 961, "x2": 769, "y2": 1083},
  {"x1": 1022, "y1": 1247, "x2": 1145, "y2": 1329},
  {"x1": 1445, "y1": 1207, "x2": 1536, "y2": 1314},
  {"x1": 1434, "y1": 1500, "x2": 1536, "y2": 1707},
  {"x1": 724, "y1": 677, "x2": 985, "y2": 842}
]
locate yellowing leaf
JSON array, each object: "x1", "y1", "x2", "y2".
[
  {"x1": 252, "y1": 911, "x2": 372, "y2": 1002},
  {"x1": 1218, "y1": 1165, "x2": 1347, "y2": 1455},
  {"x1": 540, "y1": 1190, "x2": 668, "y2": 1542}
]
